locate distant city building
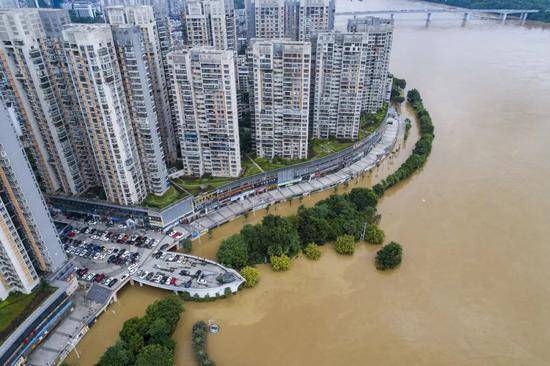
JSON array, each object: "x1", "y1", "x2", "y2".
[
  {"x1": 105, "y1": 5, "x2": 178, "y2": 163},
  {"x1": 0, "y1": 8, "x2": 95, "y2": 196},
  {"x1": 63, "y1": 24, "x2": 147, "y2": 205},
  {"x1": 312, "y1": 32, "x2": 370, "y2": 140},
  {"x1": 249, "y1": 0, "x2": 286, "y2": 39},
  {"x1": 0, "y1": 103, "x2": 67, "y2": 300},
  {"x1": 236, "y1": 53, "x2": 250, "y2": 119},
  {"x1": 167, "y1": 48, "x2": 241, "y2": 178},
  {"x1": 248, "y1": 39, "x2": 311, "y2": 159},
  {"x1": 182, "y1": 0, "x2": 237, "y2": 51},
  {"x1": 296, "y1": 0, "x2": 334, "y2": 41},
  {"x1": 347, "y1": 17, "x2": 394, "y2": 113},
  {"x1": 0, "y1": 0, "x2": 20, "y2": 8},
  {"x1": 111, "y1": 25, "x2": 170, "y2": 196},
  {"x1": 100, "y1": 0, "x2": 177, "y2": 18}
]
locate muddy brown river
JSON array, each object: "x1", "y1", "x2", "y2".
[{"x1": 67, "y1": 1, "x2": 550, "y2": 365}]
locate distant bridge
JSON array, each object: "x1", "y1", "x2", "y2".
[{"x1": 336, "y1": 8, "x2": 540, "y2": 25}]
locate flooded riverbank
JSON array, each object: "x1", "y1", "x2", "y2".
[{"x1": 67, "y1": 0, "x2": 550, "y2": 364}]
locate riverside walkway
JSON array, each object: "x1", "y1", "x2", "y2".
[{"x1": 182, "y1": 112, "x2": 402, "y2": 235}]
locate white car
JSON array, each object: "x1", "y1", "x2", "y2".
[
  {"x1": 129, "y1": 268, "x2": 137, "y2": 274},
  {"x1": 151, "y1": 239, "x2": 159, "y2": 247}
]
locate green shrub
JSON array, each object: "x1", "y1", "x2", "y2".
[
  {"x1": 375, "y1": 242, "x2": 403, "y2": 270},
  {"x1": 303, "y1": 243, "x2": 322, "y2": 260},
  {"x1": 334, "y1": 234, "x2": 356, "y2": 255},
  {"x1": 364, "y1": 224, "x2": 385, "y2": 245},
  {"x1": 270, "y1": 254, "x2": 291, "y2": 271},
  {"x1": 179, "y1": 238, "x2": 192, "y2": 253},
  {"x1": 240, "y1": 266, "x2": 260, "y2": 287}
]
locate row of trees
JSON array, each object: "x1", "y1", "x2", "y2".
[
  {"x1": 373, "y1": 89, "x2": 435, "y2": 197},
  {"x1": 217, "y1": 188, "x2": 385, "y2": 271},
  {"x1": 192, "y1": 321, "x2": 216, "y2": 366},
  {"x1": 97, "y1": 295, "x2": 184, "y2": 366}
]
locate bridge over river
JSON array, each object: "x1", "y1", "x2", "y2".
[{"x1": 336, "y1": 8, "x2": 540, "y2": 25}]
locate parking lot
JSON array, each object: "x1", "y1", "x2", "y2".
[
  {"x1": 136, "y1": 251, "x2": 244, "y2": 296},
  {"x1": 54, "y1": 214, "x2": 184, "y2": 291}
]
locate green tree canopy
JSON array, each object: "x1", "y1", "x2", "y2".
[
  {"x1": 270, "y1": 254, "x2": 291, "y2": 271},
  {"x1": 240, "y1": 266, "x2": 260, "y2": 288},
  {"x1": 303, "y1": 243, "x2": 322, "y2": 260},
  {"x1": 335, "y1": 234, "x2": 356, "y2": 255},
  {"x1": 97, "y1": 340, "x2": 131, "y2": 366},
  {"x1": 375, "y1": 242, "x2": 403, "y2": 270},
  {"x1": 217, "y1": 234, "x2": 249, "y2": 269},
  {"x1": 364, "y1": 224, "x2": 385, "y2": 245},
  {"x1": 347, "y1": 188, "x2": 378, "y2": 211},
  {"x1": 134, "y1": 344, "x2": 174, "y2": 366}
]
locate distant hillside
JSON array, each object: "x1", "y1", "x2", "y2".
[{"x1": 423, "y1": 0, "x2": 550, "y2": 22}]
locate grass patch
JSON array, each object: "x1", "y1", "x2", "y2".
[
  {"x1": 253, "y1": 157, "x2": 305, "y2": 171},
  {"x1": 141, "y1": 186, "x2": 186, "y2": 209},
  {"x1": 310, "y1": 138, "x2": 354, "y2": 158},
  {"x1": 174, "y1": 176, "x2": 235, "y2": 195},
  {"x1": 241, "y1": 159, "x2": 262, "y2": 177},
  {"x1": 0, "y1": 284, "x2": 55, "y2": 344},
  {"x1": 359, "y1": 102, "x2": 388, "y2": 140}
]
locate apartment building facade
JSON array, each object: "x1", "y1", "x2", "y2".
[
  {"x1": 249, "y1": 0, "x2": 286, "y2": 39},
  {"x1": 111, "y1": 25, "x2": 170, "y2": 195},
  {"x1": 248, "y1": 39, "x2": 311, "y2": 159},
  {"x1": 182, "y1": 0, "x2": 237, "y2": 51},
  {"x1": 0, "y1": 104, "x2": 66, "y2": 300},
  {"x1": 347, "y1": 16, "x2": 394, "y2": 113},
  {"x1": 105, "y1": 5, "x2": 177, "y2": 163},
  {"x1": 0, "y1": 9, "x2": 94, "y2": 196},
  {"x1": 312, "y1": 32, "x2": 370, "y2": 140},
  {"x1": 62, "y1": 24, "x2": 146, "y2": 205},
  {"x1": 167, "y1": 48, "x2": 241, "y2": 178},
  {"x1": 296, "y1": 0, "x2": 334, "y2": 41}
]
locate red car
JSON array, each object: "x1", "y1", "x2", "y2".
[
  {"x1": 170, "y1": 277, "x2": 177, "y2": 285},
  {"x1": 95, "y1": 273, "x2": 105, "y2": 282},
  {"x1": 67, "y1": 231, "x2": 76, "y2": 238}
]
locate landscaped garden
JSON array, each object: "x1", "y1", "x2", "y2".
[
  {"x1": 141, "y1": 186, "x2": 187, "y2": 209},
  {"x1": 0, "y1": 283, "x2": 55, "y2": 344}
]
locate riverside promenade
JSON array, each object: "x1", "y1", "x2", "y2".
[{"x1": 181, "y1": 111, "x2": 402, "y2": 236}]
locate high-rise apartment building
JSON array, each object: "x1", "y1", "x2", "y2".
[
  {"x1": 296, "y1": 0, "x2": 334, "y2": 41},
  {"x1": 248, "y1": 39, "x2": 311, "y2": 159},
  {"x1": 347, "y1": 17, "x2": 394, "y2": 113},
  {"x1": 182, "y1": 0, "x2": 237, "y2": 51},
  {"x1": 0, "y1": 9, "x2": 95, "y2": 196},
  {"x1": 105, "y1": 5, "x2": 177, "y2": 163},
  {"x1": 249, "y1": 0, "x2": 286, "y2": 39},
  {"x1": 167, "y1": 48, "x2": 241, "y2": 178},
  {"x1": 62, "y1": 24, "x2": 146, "y2": 205},
  {"x1": 312, "y1": 32, "x2": 370, "y2": 140},
  {"x1": 0, "y1": 103, "x2": 66, "y2": 300},
  {"x1": 111, "y1": 26, "x2": 170, "y2": 195}
]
